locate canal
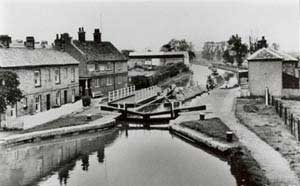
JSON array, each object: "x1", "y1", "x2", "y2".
[
  {"x1": 0, "y1": 65, "x2": 239, "y2": 186},
  {"x1": 0, "y1": 127, "x2": 237, "y2": 186}
]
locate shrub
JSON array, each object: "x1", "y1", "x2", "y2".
[{"x1": 82, "y1": 95, "x2": 91, "y2": 107}]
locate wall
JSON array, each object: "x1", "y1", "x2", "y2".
[
  {"x1": 248, "y1": 61, "x2": 282, "y2": 96},
  {"x1": 282, "y1": 89, "x2": 300, "y2": 98},
  {"x1": 1, "y1": 65, "x2": 79, "y2": 124}
]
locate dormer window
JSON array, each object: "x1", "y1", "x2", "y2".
[{"x1": 34, "y1": 70, "x2": 41, "y2": 87}]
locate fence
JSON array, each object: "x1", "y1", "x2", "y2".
[
  {"x1": 108, "y1": 86, "x2": 135, "y2": 103},
  {"x1": 270, "y1": 95, "x2": 300, "y2": 141},
  {"x1": 134, "y1": 86, "x2": 161, "y2": 103}
]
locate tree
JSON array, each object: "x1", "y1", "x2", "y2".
[
  {"x1": 201, "y1": 42, "x2": 215, "y2": 61},
  {"x1": 0, "y1": 71, "x2": 23, "y2": 114},
  {"x1": 249, "y1": 36, "x2": 268, "y2": 54},
  {"x1": 223, "y1": 34, "x2": 248, "y2": 66},
  {"x1": 271, "y1": 43, "x2": 280, "y2": 50},
  {"x1": 160, "y1": 39, "x2": 196, "y2": 60}
]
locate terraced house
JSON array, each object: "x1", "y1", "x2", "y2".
[
  {"x1": 0, "y1": 35, "x2": 80, "y2": 128},
  {"x1": 54, "y1": 27, "x2": 128, "y2": 97}
]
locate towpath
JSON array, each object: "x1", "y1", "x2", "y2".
[{"x1": 175, "y1": 86, "x2": 299, "y2": 186}]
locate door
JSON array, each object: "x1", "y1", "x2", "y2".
[
  {"x1": 46, "y1": 94, "x2": 51, "y2": 110},
  {"x1": 64, "y1": 90, "x2": 68, "y2": 104},
  {"x1": 72, "y1": 89, "x2": 75, "y2": 102},
  {"x1": 35, "y1": 95, "x2": 41, "y2": 112}
]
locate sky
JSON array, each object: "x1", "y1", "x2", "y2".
[{"x1": 0, "y1": 0, "x2": 299, "y2": 52}]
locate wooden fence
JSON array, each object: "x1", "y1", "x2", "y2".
[{"x1": 270, "y1": 95, "x2": 300, "y2": 141}]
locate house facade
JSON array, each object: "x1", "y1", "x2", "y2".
[
  {"x1": 0, "y1": 36, "x2": 80, "y2": 128},
  {"x1": 54, "y1": 28, "x2": 128, "y2": 97},
  {"x1": 247, "y1": 48, "x2": 298, "y2": 97}
]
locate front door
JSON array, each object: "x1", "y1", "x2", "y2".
[
  {"x1": 46, "y1": 94, "x2": 51, "y2": 110},
  {"x1": 64, "y1": 90, "x2": 68, "y2": 104}
]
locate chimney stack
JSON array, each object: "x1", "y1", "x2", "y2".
[
  {"x1": 78, "y1": 27, "x2": 85, "y2": 42},
  {"x1": 0, "y1": 35, "x2": 11, "y2": 48},
  {"x1": 93, "y1": 28, "x2": 101, "y2": 43},
  {"x1": 25, "y1": 36, "x2": 35, "y2": 49}
]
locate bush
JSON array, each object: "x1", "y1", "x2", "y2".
[{"x1": 82, "y1": 95, "x2": 91, "y2": 107}]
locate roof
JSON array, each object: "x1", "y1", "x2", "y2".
[
  {"x1": 247, "y1": 48, "x2": 298, "y2": 62},
  {"x1": 0, "y1": 48, "x2": 79, "y2": 68},
  {"x1": 72, "y1": 40, "x2": 127, "y2": 62},
  {"x1": 129, "y1": 51, "x2": 187, "y2": 59}
]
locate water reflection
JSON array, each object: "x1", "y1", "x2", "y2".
[
  {"x1": 0, "y1": 129, "x2": 119, "y2": 186},
  {"x1": 0, "y1": 127, "x2": 237, "y2": 186}
]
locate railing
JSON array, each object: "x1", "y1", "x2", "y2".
[
  {"x1": 270, "y1": 95, "x2": 300, "y2": 141},
  {"x1": 134, "y1": 86, "x2": 161, "y2": 103},
  {"x1": 108, "y1": 86, "x2": 135, "y2": 102}
]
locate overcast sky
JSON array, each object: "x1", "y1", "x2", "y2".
[{"x1": 0, "y1": 0, "x2": 299, "y2": 52}]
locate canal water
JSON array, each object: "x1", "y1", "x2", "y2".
[
  {"x1": 0, "y1": 65, "x2": 238, "y2": 186},
  {"x1": 0, "y1": 128, "x2": 236, "y2": 186}
]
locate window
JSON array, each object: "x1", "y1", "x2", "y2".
[
  {"x1": 34, "y1": 70, "x2": 41, "y2": 87},
  {"x1": 21, "y1": 97, "x2": 28, "y2": 109},
  {"x1": 117, "y1": 64, "x2": 122, "y2": 71},
  {"x1": 106, "y1": 77, "x2": 113, "y2": 86},
  {"x1": 118, "y1": 76, "x2": 122, "y2": 84},
  {"x1": 55, "y1": 68, "x2": 60, "y2": 84},
  {"x1": 71, "y1": 67, "x2": 75, "y2": 82},
  {"x1": 48, "y1": 69, "x2": 51, "y2": 82},
  {"x1": 87, "y1": 64, "x2": 95, "y2": 72},
  {"x1": 99, "y1": 65, "x2": 105, "y2": 71},
  {"x1": 94, "y1": 78, "x2": 100, "y2": 87},
  {"x1": 106, "y1": 62, "x2": 112, "y2": 71},
  {"x1": 64, "y1": 67, "x2": 68, "y2": 78}
]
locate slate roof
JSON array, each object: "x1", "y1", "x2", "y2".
[
  {"x1": 0, "y1": 48, "x2": 79, "y2": 68},
  {"x1": 247, "y1": 48, "x2": 298, "y2": 62},
  {"x1": 72, "y1": 41, "x2": 127, "y2": 62}
]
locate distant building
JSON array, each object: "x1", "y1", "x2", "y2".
[
  {"x1": 247, "y1": 47, "x2": 299, "y2": 97},
  {"x1": 0, "y1": 36, "x2": 80, "y2": 128},
  {"x1": 128, "y1": 51, "x2": 190, "y2": 70},
  {"x1": 54, "y1": 27, "x2": 128, "y2": 98}
]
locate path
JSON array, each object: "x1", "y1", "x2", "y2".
[
  {"x1": 181, "y1": 64, "x2": 300, "y2": 185},
  {"x1": 179, "y1": 87, "x2": 299, "y2": 186}
]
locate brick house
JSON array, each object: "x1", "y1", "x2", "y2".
[
  {"x1": 247, "y1": 47, "x2": 298, "y2": 97},
  {"x1": 54, "y1": 27, "x2": 128, "y2": 97},
  {"x1": 0, "y1": 36, "x2": 80, "y2": 128}
]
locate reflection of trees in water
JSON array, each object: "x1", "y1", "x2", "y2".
[
  {"x1": 58, "y1": 162, "x2": 75, "y2": 186},
  {"x1": 0, "y1": 129, "x2": 119, "y2": 186},
  {"x1": 81, "y1": 154, "x2": 89, "y2": 171},
  {"x1": 97, "y1": 148, "x2": 104, "y2": 163}
]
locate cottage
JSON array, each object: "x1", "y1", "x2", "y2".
[
  {"x1": 54, "y1": 28, "x2": 128, "y2": 98},
  {"x1": 128, "y1": 51, "x2": 190, "y2": 70},
  {"x1": 0, "y1": 36, "x2": 80, "y2": 128},
  {"x1": 247, "y1": 47, "x2": 298, "y2": 97}
]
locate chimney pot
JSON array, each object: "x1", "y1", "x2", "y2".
[
  {"x1": 78, "y1": 27, "x2": 86, "y2": 42},
  {"x1": 25, "y1": 36, "x2": 35, "y2": 49},
  {"x1": 93, "y1": 28, "x2": 101, "y2": 43}
]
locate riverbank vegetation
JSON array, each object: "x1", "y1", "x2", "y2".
[{"x1": 180, "y1": 118, "x2": 237, "y2": 142}]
